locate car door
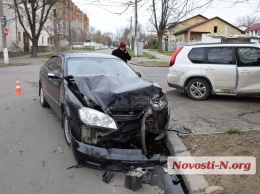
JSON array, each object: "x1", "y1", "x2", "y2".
[
  {"x1": 201, "y1": 47, "x2": 237, "y2": 94},
  {"x1": 236, "y1": 46, "x2": 260, "y2": 95},
  {"x1": 41, "y1": 57, "x2": 57, "y2": 109},
  {"x1": 47, "y1": 56, "x2": 63, "y2": 118}
]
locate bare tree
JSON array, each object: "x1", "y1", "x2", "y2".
[
  {"x1": 149, "y1": 0, "x2": 216, "y2": 52},
  {"x1": 12, "y1": 0, "x2": 59, "y2": 57},
  {"x1": 236, "y1": 15, "x2": 260, "y2": 27},
  {"x1": 149, "y1": 0, "x2": 258, "y2": 52},
  {"x1": 88, "y1": 26, "x2": 96, "y2": 40},
  {"x1": 115, "y1": 27, "x2": 124, "y2": 41}
]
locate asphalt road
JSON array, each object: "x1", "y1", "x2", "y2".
[
  {"x1": 129, "y1": 63, "x2": 260, "y2": 134},
  {"x1": 1, "y1": 48, "x2": 259, "y2": 194},
  {"x1": 0, "y1": 58, "x2": 166, "y2": 194},
  {"x1": 0, "y1": 49, "x2": 186, "y2": 194}
]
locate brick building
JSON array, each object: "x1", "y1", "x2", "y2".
[
  {"x1": 51, "y1": 0, "x2": 89, "y2": 46},
  {"x1": 0, "y1": 0, "x2": 89, "y2": 52}
]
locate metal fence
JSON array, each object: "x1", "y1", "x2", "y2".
[{"x1": 162, "y1": 42, "x2": 186, "y2": 51}]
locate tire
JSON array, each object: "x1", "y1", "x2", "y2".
[
  {"x1": 40, "y1": 85, "x2": 49, "y2": 107},
  {"x1": 186, "y1": 78, "x2": 210, "y2": 100},
  {"x1": 63, "y1": 112, "x2": 72, "y2": 147}
]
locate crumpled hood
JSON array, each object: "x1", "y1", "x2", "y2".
[{"x1": 73, "y1": 75, "x2": 162, "y2": 111}]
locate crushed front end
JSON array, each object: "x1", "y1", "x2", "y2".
[{"x1": 66, "y1": 75, "x2": 170, "y2": 170}]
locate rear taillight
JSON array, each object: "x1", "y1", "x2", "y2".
[{"x1": 169, "y1": 46, "x2": 184, "y2": 67}]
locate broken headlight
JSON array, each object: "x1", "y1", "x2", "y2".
[
  {"x1": 150, "y1": 95, "x2": 167, "y2": 111},
  {"x1": 78, "y1": 107, "x2": 118, "y2": 130}
]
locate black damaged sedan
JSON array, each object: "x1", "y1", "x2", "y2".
[{"x1": 39, "y1": 53, "x2": 170, "y2": 170}]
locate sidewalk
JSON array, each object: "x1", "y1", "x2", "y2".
[
  {"x1": 0, "y1": 53, "x2": 48, "y2": 66},
  {"x1": 0, "y1": 49, "x2": 171, "y2": 66}
]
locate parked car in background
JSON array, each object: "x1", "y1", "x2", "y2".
[
  {"x1": 39, "y1": 53, "x2": 169, "y2": 169},
  {"x1": 167, "y1": 43, "x2": 260, "y2": 100}
]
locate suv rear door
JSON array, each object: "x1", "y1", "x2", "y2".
[
  {"x1": 201, "y1": 47, "x2": 237, "y2": 94},
  {"x1": 236, "y1": 46, "x2": 260, "y2": 95}
]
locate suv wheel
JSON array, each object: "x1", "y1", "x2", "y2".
[{"x1": 186, "y1": 78, "x2": 210, "y2": 100}]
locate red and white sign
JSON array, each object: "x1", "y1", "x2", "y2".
[
  {"x1": 167, "y1": 156, "x2": 256, "y2": 175},
  {"x1": 4, "y1": 27, "x2": 8, "y2": 36}
]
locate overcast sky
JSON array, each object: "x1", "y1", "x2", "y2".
[{"x1": 72, "y1": 0, "x2": 259, "y2": 34}]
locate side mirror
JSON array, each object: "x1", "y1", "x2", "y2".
[
  {"x1": 136, "y1": 72, "x2": 142, "y2": 77},
  {"x1": 48, "y1": 71, "x2": 62, "y2": 79}
]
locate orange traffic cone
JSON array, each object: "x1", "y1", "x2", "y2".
[{"x1": 14, "y1": 78, "x2": 24, "y2": 95}]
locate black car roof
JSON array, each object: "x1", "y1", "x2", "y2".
[{"x1": 58, "y1": 52, "x2": 118, "y2": 59}]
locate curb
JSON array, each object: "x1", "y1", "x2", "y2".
[{"x1": 164, "y1": 131, "x2": 209, "y2": 194}]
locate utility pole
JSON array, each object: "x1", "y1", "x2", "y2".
[
  {"x1": 68, "y1": 0, "x2": 72, "y2": 51},
  {"x1": 134, "y1": 0, "x2": 138, "y2": 57},
  {"x1": 128, "y1": 16, "x2": 134, "y2": 50},
  {"x1": 0, "y1": 0, "x2": 9, "y2": 64}
]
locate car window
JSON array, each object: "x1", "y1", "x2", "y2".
[
  {"x1": 66, "y1": 58, "x2": 138, "y2": 77},
  {"x1": 53, "y1": 56, "x2": 62, "y2": 72},
  {"x1": 188, "y1": 48, "x2": 206, "y2": 63},
  {"x1": 207, "y1": 47, "x2": 233, "y2": 64},
  {"x1": 237, "y1": 47, "x2": 260, "y2": 67},
  {"x1": 46, "y1": 58, "x2": 56, "y2": 71}
]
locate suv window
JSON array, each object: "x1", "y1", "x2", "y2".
[
  {"x1": 237, "y1": 47, "x2": 260, "y2": 67},
  {"x1": 188, "y1": 48, "x2": 206, "y2": 63},
  {"x1": 207, "y1": 47, "x2": 233, "y2": 64}
]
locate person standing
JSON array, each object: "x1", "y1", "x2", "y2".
[{"x1": 112, "y1": 41, "x2": 131, "y2": 63}]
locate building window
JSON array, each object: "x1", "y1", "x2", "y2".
[
  {"x1": 18, "y1": 32, "x2": 21, "y2": 42},
  {"x1": 214, "y1": 26, "x2": 218, "y2": 33},
  {"x1": 42, "y1": 37, "x2": 44, "y2": 44}
]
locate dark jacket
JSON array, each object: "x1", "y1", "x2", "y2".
[{"x1": 112, "y1": 48, "x2": 131, "y2": 63}]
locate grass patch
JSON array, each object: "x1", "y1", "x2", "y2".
[
  {"x1": 149, "y1": 48, "x2": 173, "y2": 56},
  {"x1": 138, "y1": 61, "x2": 168, "y2": 67},
  {"x1": 0, "y1": 62, "x2": 31, "y2": 67},
  {"x1": 149, "y1": 49, "x2": 158, "y2": 52},
  {"x1": 72, "y1": 47, "x2": 96, "y2": 51},
  {"x1": 38, "y1": 54, "x2": 53, "y2": 58},
  {"x1": 226, "y1": 129, "x2": 245, "y2": 135},
  {"x1": 142, "y1": 52, "x2": 157, "y2": 59},
  {"x1": 128, "y1": 50, "x2": 156, "y2": 59},
  {"x1": 128, "y1": 49, "x2": 134, "y2": 57},
  {"x1": 163, "y1": 51, "x2": 173, "y2": 56}
]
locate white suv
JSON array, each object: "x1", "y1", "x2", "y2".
[{"x1": 167, "y1": 43, "x2": 260, "y2": 100}]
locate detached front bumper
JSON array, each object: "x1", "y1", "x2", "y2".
[{"x1": 71, "y1": 135, "x2": 168, "y2": 170}]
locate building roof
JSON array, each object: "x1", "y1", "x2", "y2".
[
  {"x1": 178, "y1": 14, "x2": 208, "y2": 24},
  {"x1": 167, "y1": 14, "x2": 208, "y2": 29},
  {"x1": 173, "y1": 17, "x2": 243, "y2": 35},
  {"x1": 245, "y1": 23, "x2": 260, "y2": 31}
]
